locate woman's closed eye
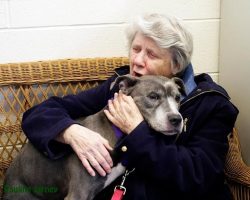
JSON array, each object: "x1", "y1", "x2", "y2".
[
  {"x1": 132, "y1": 46, "x2": 141, "y2": 53},
  {"x1": 147, "y1": 50, "x2": 158, "y2": 59}
]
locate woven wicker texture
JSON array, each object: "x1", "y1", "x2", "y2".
[
  {"x1": 225, "y1": 128, "x2": 250, "y2": 199},
  {"x1": 0, "y1": 57, "x2": 129, "y2": 195},
  {"x1": 0, "y1": 57, "x2": 249, "y2": 199}
]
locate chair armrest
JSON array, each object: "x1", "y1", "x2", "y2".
[{"x1": 225, "y1": 128, "x2": 250, "y2": 186}]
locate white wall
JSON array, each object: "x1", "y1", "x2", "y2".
[
  {"x1": 0, "y1": 0, "x2": 220, "y2": 81},
  {"x1": 219, "y1": 0, "x2": 250, "y2": 165}
]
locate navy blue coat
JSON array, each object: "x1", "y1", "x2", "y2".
[{"x1": 22, "y1": 66, "x2": 238, "y2": 200}]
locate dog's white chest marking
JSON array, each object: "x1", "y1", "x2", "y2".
[{"x1": 104, "y1": 163, "x2": 126, "y2": 188}]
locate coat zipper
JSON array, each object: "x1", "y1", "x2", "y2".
[
  {"x1": 183, "y1": 118, "x2": 188, "y2": 133},
  {"x1": 180, "y1": 90, "x2": 230, "y2": 107},
  {"x1": 180, "y1": 90, "x2": 229, "y2": 133}
]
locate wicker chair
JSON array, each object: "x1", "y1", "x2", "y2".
[
  {"x1": 0, "y1": 57, "x2": 249, "y2": 199},
  {"x1": 225, "y1": 128, "x2": 250, "y2": 199}
]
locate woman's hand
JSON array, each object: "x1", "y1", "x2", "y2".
[
  {"x1": 104, "y1": 90, "x2": 144, "y2": 134},
  {"x1": 56, "y1": 124, "x2": 113, "y2": 177}
]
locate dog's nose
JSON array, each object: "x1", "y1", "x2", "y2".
[{"x1": 168, "y1": 114, "x2": 182, "y2": 127}]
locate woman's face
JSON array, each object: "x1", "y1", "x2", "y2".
[{"x1": 129, "y1": 32, "x2": 174, "y2": 78}]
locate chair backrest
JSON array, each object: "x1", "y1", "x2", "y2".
[
  {"x1": 1, "y1": 57, "x2": 249, "y2": 199},
  {"x1": 0, "y1": 57, "x2": 129, "y2": 187}
]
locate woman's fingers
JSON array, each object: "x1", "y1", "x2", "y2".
[
  {"x1": 78, "y1": 154, "x2": 96, "y2": 176},
  {"x1": 100, "y1": 137, "x2": 114, "y2": 166},
  {"x1": 86, "y1": 151, "x2": 109, "y2": 177},
  {"x1": 76, "y1": 141, "x2": 112, "y2": 177},
  {"x1": 104, "y1": 91, "x2": 143, "y2": 134},
  {"x1": 63, "y1": 124, "x2": 113, "y2": 177}
]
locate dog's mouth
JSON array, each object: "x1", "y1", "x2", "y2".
[{"x1": 161, "y1": 129, "x2": 180, "y2": 136}]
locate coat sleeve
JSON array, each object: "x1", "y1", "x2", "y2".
[
  {"x1": 21, "y1": 76, "x2": 116, "y2": 159},
  {"x1": 115, "y1": 95, "x2": 238, "y2": 194}
]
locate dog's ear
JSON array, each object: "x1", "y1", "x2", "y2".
[
  {"x1": 115, "y1": 75, "x2": 139, "y2": 95},
  {"x1": 172, "y1": 77, "x2": 186, "y2": 96}
]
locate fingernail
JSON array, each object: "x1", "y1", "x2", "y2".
[{"x1": 102, "y1": 172, "x2": 106, "y2": 177}]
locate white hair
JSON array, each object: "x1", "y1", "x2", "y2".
[{"x1": 126, "y1": 13, "x2": 193, "y2": 75}]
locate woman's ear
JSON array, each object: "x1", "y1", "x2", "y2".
[{"x1": 172, "y1": 63, "x2": 181, "y2": 75}]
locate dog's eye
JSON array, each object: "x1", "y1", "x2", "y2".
[
  {"x1": 148, "y1": 92, "x2": 160, "y2": 100},
  {"x1": 175, "y1": 94, "x2": 181, "y2": 102}
]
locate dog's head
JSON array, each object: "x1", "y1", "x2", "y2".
[{"x1": 115, "y1": 75, "x2": 185, "y2": 135}]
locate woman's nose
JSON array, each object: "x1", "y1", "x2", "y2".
[{"x1": 134, "y1": 52, "x2": 146, "y2": 67}]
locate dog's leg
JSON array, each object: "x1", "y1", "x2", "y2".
[
  {"x1": 65, "y1": 155, "x2": 98, "y2": 200},
  {"x1": 104, "y1": 163, "x2": 126, "y2": 188},
  {"x1": 3, "y1": 191, "x2": 41, "y2": 200},
  {"x1": 64, "y1": 158, "x2": 125, "y2": 200}
]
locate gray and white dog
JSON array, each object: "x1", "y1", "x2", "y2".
[{"x1": 3, "y1": 74, "x2": 185, "y2": 200}]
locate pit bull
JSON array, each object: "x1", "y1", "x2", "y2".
[{"x1": 3, "y1": 74, "x2": 185, "y2": 200}]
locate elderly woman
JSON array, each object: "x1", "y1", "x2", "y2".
[{"x1": 22, "y1": 13, "x2": 238, "y2": 199}]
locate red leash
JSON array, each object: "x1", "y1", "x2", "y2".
[
  {"x1": 111, "y1": 187, "x2": 126, "y2": 200},
  {"x1": 111, "y1": 168, "x2": 135, "y2": 200}
]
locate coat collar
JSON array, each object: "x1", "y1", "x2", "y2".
[
  {"x1": 180, "y1": 63, "x2": 197, "y2": 98},
  {"x1": 114, "y1": 65, "x2": 231, "y2": 100}
]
